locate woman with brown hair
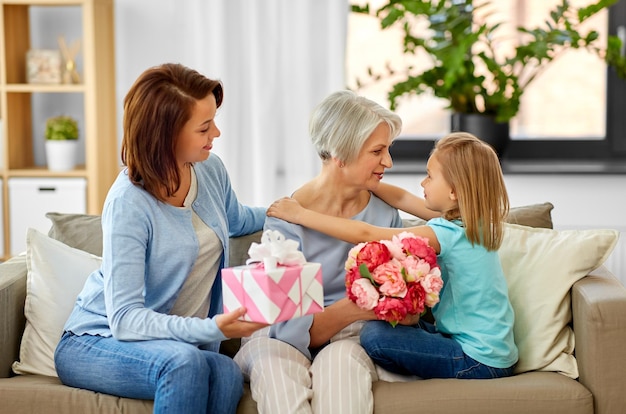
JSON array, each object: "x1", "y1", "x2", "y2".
[{"x1": 54, "y1": 63, "x2": 267, "y2": 414}]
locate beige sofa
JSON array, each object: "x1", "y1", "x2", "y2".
[{"x1": 1, "y1": 204, "x2": 626, "y2": 414}]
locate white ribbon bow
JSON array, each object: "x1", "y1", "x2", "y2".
[{"x1": 246, "y1": 230, "x2": 306, "y2": 269}]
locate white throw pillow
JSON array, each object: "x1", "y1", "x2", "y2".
[
  {"x1": 12, "y1": 228, "x2": 101, "y2": 377},
  {"x1": 499, "y1": 223, "x2": 619, "y2": 379}
]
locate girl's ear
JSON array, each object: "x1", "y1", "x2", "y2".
[{"x1": 449, "y1": 189, "x2": 457, "y2": 201}]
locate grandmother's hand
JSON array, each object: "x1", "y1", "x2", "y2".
[
  {"x1": 334, "y1": 297, "x2": 378, "y2": 322},
  {"x1": 267, "y1": 197, "x2": 304, "y2": 224},
  {"x1": 215, "y1": 307, "x2": 269, "y2": 339},
  {"x1": 397, "y1": 313, "x2": 421, "y2": 326}
]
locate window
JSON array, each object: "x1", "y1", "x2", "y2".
[{"x1": 347, "y1": 0, "x2": 626, "y2": 166}]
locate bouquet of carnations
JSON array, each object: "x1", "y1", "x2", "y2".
[{"x1": 345, "y1": 231, "x2": 443, "y2": 326}]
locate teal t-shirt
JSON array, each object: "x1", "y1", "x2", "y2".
[{"x1": 429, "y1": 218, "x2": 518, "y2": 369}]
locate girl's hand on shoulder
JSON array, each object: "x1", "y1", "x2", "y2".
[
  {"x1": 267, "y1": 197, "x2": 304, "y2": 223},
  {"x1": 215, "y1": 307, "x2": 269, "y2": 338}
]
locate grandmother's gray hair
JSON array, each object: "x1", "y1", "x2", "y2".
[{"x1": 309, "y1": 90, "x2": 402, "y2": 163}]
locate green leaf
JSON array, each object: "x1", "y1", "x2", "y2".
[
  {"x1": 350, "y1": 4, "x2": 370, "y2": 14},
  {"x1": 359, "y1": 263, "x2": 377, "y2": 285}
]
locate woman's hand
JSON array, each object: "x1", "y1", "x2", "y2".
[
  {"x1": 346, "y1": 298, "x2": 380, "y2": 322},
  {"x1": 215, "y1": 307, "x2": 269, "y2": 339},
  {"x1": 267, "y1": 197, "x2": 305, "y2": 224},
  {"x1": 309, "y1": 297, "x2": 378, "y2": 348}
]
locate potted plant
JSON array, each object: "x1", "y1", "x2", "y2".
[
  {"x1": 44, "y1": 115, "x2": 79, "y2": 171},
  {"x1": 352, "y1": 0, "x2": 626, "y2": 156}
]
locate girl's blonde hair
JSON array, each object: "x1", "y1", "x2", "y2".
[{"x1": 432, "y1": 132, "x2": 509, "y2": 250}]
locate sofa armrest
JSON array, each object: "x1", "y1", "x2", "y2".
[
  {"x1": 0, "y1": 255, "x2": 28, "y2": 378},
  {"x1": 572, "y1": 266, "x2": 626, "y2": 414}
]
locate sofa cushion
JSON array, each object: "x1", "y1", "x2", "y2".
[
  {"x1": 372, "y1": 371, "x2": 593, "y2": 414},
  {"x1": 229, "y1": 231, "x2": 264, "y2": 267},
  {"x1": 45, "y1": 211, "x2": 266, "y2": 266},
  {"x1": 401, "y1": 202, "x2": 554, "y2": 229},
  {"x1": 46, "y1": 212, "x2": 103, "y2": 256},
  {"x1": 12, "y1": 229, "x2": 101, "y2": 377},
  {"x1": 0, "y1": 375, "x2": 153, "y2": 413},
  {"x1": 505, "y1": 202, "x2": 554, "y2": 229},
  {"x1": 45, "y1": 202, "x2": 555, "y2": 259},
  {"x1": 498, "y1": 223, "x2": 619, "y2": 378}
]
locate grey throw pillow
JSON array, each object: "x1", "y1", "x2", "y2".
[
  {"x1": 402, "y1": 202, "x2": 554, "y2": 229},
  {"x1": 506, "y1": 202, "x2": 554, "y2": 229},
  {"x1": 229, "y1": 231, "x2": 263, "y2": 267},
  {"x1": 46, "y1": 211, "x2": 264, "y2": 265},
  {"x1": 46, "y1": 212, "x2": 103, "y2": 256}
]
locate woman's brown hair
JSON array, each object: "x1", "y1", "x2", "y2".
[
  {"x1": 121, "y1": 63, "x2": 223, "y2": 202},
  {"x1": 432, "y1": 132, "x2": 509, "y2": 250}
]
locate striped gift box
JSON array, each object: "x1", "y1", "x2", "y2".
[{"x1": 222, "y1": 262, "x2": 323, "y2": 324}]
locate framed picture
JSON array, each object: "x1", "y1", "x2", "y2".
[{"x1": 26, "y1": 49, "x2": 62, "y2": 84}]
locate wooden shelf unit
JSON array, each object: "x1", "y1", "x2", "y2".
[{"x1": 0, "y1": 0, "x2": 118, "y2": 259}]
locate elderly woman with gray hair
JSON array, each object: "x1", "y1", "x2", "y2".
[{"x1": 235, "y1": 90, "x2": 435, "y2": 414}]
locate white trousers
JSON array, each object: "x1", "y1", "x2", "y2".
[{"x1": 234, "y1": 322, "x2": 378, "y2": 414}]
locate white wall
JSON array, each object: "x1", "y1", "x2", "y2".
[
  {"x1": 505, "y1": 175, "x2": 626, "y2": 230},
  {"x1": 384, "y1": 173, "x2": 626, "y2": 285}
]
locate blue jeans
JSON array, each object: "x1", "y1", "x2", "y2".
[
  {"x1": 360, "y1": 320, "x2": 515, "y2": 379},
  {"x1": 54, "y1": 331, "x2": 243, "y2": 414}
]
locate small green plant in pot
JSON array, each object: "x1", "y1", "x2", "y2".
[
  {"x1": 44, "y1": 115, "x2": 79, "y2": 171},
  {"x1": 45, "y1": 115, "x2": 79, "y2": 141}
]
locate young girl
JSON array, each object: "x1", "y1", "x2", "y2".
[{"x1": 267, "y1": 132, "x2": 518, "y2": 379}]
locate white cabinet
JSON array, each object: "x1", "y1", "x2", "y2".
[{"x1": 9, "y1": 177, "x2": 86, "y2": 256}]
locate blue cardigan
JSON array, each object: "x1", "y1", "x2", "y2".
[{"x1": 63, "y1": 154, "x2": 265, "y2": 350}]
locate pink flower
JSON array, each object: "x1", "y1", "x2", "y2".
[
  {"x1": 421, "y1": 268, "x2": 443, "y2": 307},
  {"x1": 372, "y1": 261, "x2": 407, "y2": 298},
  {"x1": 351, "y1": 279, "x2": 380, "y2": 310},
  {"x1": 345, "y1": 266, "x2": 362, "y2": 302},
  {"x1": 356, "y1": 241, "x2": 392, "y2": 271},
  {"x1": 425, "y1": 291, "x2": 440, "y2": 308},
  {"x1": 374, "y1": 297, "x2": 408, "y2": 327},
  {"x1": 380, "y1": 238, "x2": 405, "y2": 260},
  {"x1": 398, "y1": 233, "x2": 437, "y2": 267},
  {"x1": 344, "y1": 233, "x2": 443, "y2": 326},
  {"x1": 403, "y1": 282, "x2": 426, "y2": 315},
  {"x1": 400, "y1": 256, "x2": 432, "y2": 282},
  {"x1": 345, "y1": 242, "x2": 366, "y2": 271},
  {"x1": 421, "y1": 268, "x2": 443, "y2": 294}
]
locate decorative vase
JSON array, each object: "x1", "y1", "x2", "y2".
[
  {"x1": 45, "y1": 140, "x2": 77, "y2": 171},
  {"x1": 450, "y1": 113, "x2": 510, "y2": 158}
]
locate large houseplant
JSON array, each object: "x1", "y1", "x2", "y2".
[
  {"x1": 44, "y1": 115, "x2": 79, "y2": 171},
  {"x1": 352, "y1": 0, "x2": 626, "y2": 155}
]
